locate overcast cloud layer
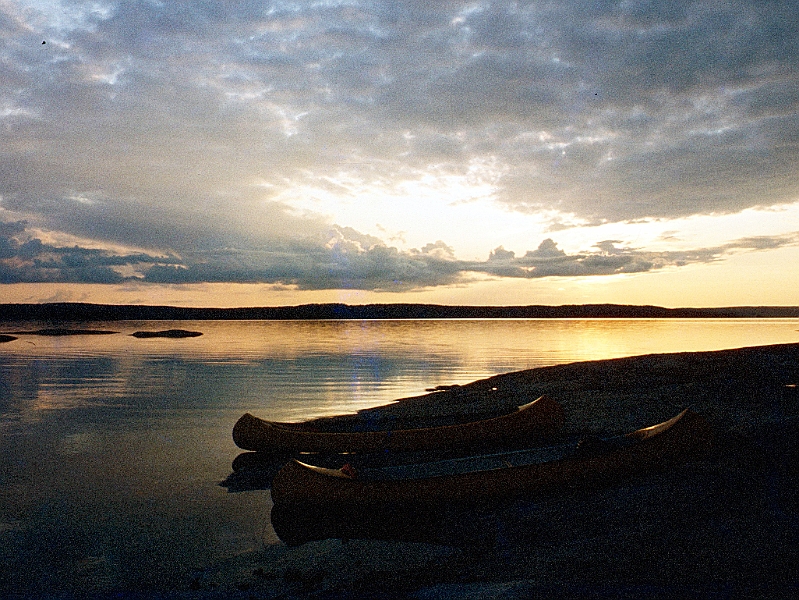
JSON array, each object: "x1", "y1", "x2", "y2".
[{"x1": 1, "y1": 0, "x2": 798, "y2": 291}]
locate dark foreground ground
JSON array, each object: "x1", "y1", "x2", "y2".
[{"x1": 211, "y1": 344, "x2": 799, "y2": 598}]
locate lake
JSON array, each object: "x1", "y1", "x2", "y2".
[{"x1": 1, "y1": 318, "x2": 798, "y2": 594}]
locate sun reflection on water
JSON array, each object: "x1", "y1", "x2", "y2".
[{"x1": 2, "y1": 318, "x2": 798, "y2": 425}]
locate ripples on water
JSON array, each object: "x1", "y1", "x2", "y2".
[
  {"x1": 1, "y1": 318, "x2": 798, "y2": 593},
  {"x1": 4, "y1": 318, "x2": 798, "y2": 423}
]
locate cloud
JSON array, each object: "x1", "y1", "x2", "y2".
[
  {"x1": 376, "y1": 0, "x2": 799, "y2": 221},
  {"x1": 1, "y1": 0, "x2": 797, "y2": 291},
  {"x1": 474, "y1": 234, "x2": 799, "y2": 280},
  {"x1": 4, "y1": 219, "x2": 798, "y2": 290},
  {"x1": 0, "y1": 219, "x2": 179, "y2": 284}
]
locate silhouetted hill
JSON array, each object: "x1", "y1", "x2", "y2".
[{"x1": 2, "y1": 302, "x2": 799, "y2": 321}]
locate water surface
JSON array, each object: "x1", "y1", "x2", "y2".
[{"x1": 1, "y1": 318, "x2": 797, "y2": 594}]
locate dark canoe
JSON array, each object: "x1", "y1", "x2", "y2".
[
  {"x1": 270, "y1": 408, "x2": 713, "y2": 509},
  {"x1": 232, "y1": 394, "x2": 565, "y2": 454}
]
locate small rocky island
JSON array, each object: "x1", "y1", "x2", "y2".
[
  {"x1": 11, "y1": 328, "x2": 118, "y2": 336},
  {"x1": 130, "y1": 329, "x2": 203, "y2": 338}
]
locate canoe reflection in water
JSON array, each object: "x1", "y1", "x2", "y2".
[{"x1": 269, "y1": 409, "x2": 713, "y2": 547}]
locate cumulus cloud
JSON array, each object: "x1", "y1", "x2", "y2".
[
  {"x1": 469, "y1": 235, "x2": 799, "y2": 281},
  {"x1": 0, "y1": 220, "x2": 179, "y2": 284},
  {"x1": 1, "y1": 0, "x2": 797, "y2": 291},
  {"x1": 3, "y1": 220, "x2": 798, "y2": 290}
]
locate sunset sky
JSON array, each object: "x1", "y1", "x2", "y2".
[{"x1": 2, "y1": 0, "x2": 798, "y2": 308}]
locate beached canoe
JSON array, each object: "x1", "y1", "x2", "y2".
[
  {"x1": 270, "y1": 408, "x2": 713, "y2": 509},
  {"x1": 232, "y1": 394, "x2": 565, "y2": 454}
]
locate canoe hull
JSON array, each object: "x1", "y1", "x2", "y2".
[
  {"x1": 270, "y1": 409, "x2": 713, "y2": 509},
  {"x1": 233, "y1": 394, "x2": 565, "y2": 453}
]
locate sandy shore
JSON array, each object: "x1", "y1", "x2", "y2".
[{"x1": 208, "y1": 343, "x2": 799, "y2": 598}]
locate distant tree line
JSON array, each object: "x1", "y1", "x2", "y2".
[{"x1": 1, "y1": 302, "x2": 799, "y2": 321}]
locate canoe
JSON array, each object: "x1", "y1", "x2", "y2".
[
  {"x1": 232, "y1": 394, "x2": 565, "y2": 454},
  {"x1": 270, "y1": 408, "x2": 713, "y2": 509}
]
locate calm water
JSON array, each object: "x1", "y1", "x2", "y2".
[{"x1": 1, "y1": 318, "x2": 798, "y2": 594}]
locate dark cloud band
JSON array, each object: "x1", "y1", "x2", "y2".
[{"x1": 3, "y1": 221, "x2": 797, "y2": 290}]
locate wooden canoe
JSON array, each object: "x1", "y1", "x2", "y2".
[
  {"x1": 270, "y1": 408, "x2": 713, "y2": 509},
  {"x1": 232, "y1": 394, "x2": 565, "y2": 454}
]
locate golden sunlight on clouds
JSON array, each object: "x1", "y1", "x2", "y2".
[
  {"x1": 551, "y1": 203, "x2": 799, "y2": 255},
  {"x1": 271, "y1": 156, "x2": 509, "y2": 255}
]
